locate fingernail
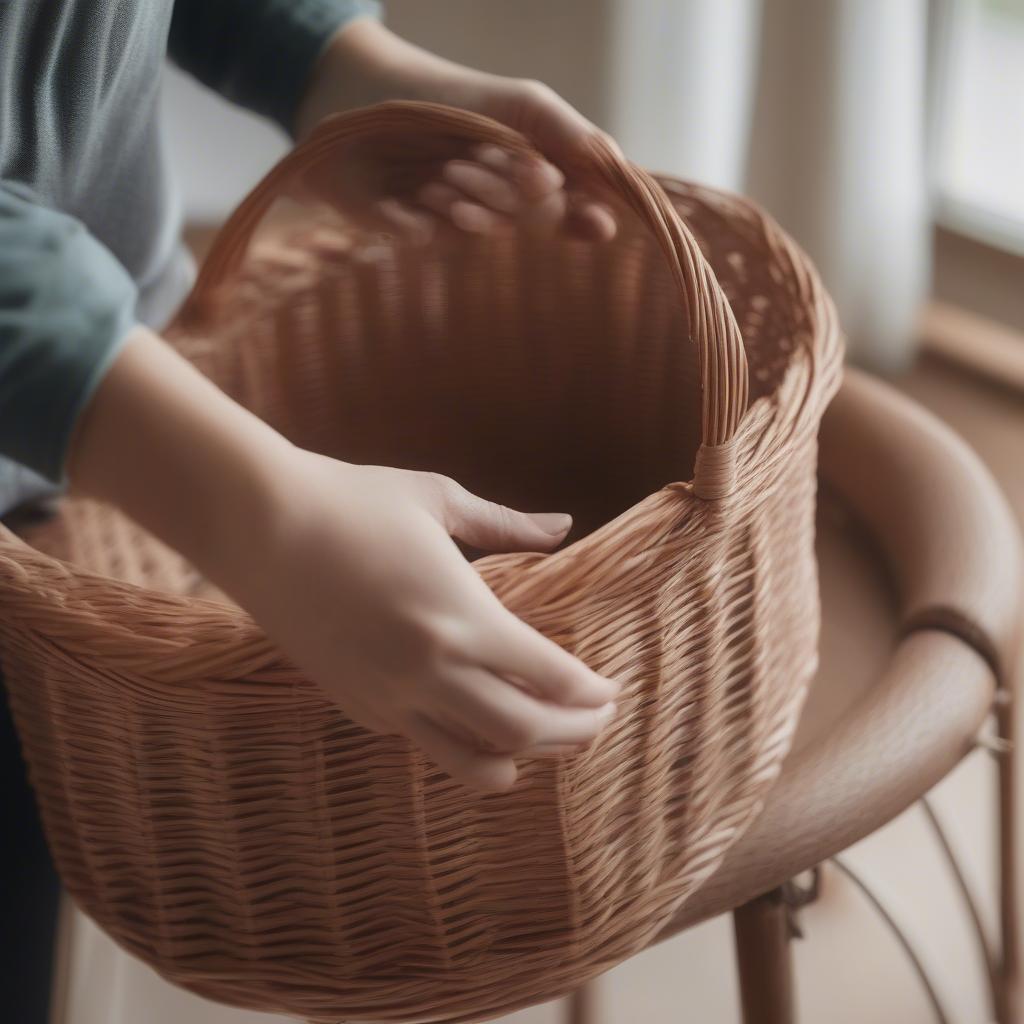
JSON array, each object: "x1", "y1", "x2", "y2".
[
  {"x1": 520, "y1": 158, "x2": 565, "y2": 193},
  {"x1": 599, "y1": 702, "x2": 618, "y2": 721},
  {"x1": 451, "y1": 201, "x2": 497, "y2": 234},
  {"x1": 476, "y1": 144, "x2": 512, "y2": 169},
  {"x1": 531, "y1": 512, "x2": 573, "y2": 536}
]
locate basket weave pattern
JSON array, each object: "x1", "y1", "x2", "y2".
[{"x1": 0, "y1": 104, "x2": 842, "y2": 1022}]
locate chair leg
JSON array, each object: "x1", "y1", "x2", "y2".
[
  {"x1": 733, "y1": 887, "x2": 796, "y2": 1024},
  {"x1": 995, "y1": 692, "x2": 1020, "y2": 1024},
  {"x1": 566, "y1": 981, "x2": 598, "y2": 1024}
]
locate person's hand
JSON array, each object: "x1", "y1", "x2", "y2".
[
  {"x1": 69, "y1": 329, "x2": 620, "y2": 793},
  {"x1": 294, "y1": 18, "x2": 620, "y2": 243},
  {"x1": 234, "y1": 454, "x2": 619, "y2": 792}
]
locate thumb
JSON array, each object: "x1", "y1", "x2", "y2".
[{"x1": 431, "y1": 475, "x2": 572, "y2": 553}]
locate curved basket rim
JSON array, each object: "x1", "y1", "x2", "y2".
[{"x1": 0, "y1": 175, "x2": 842, "y2": 680}]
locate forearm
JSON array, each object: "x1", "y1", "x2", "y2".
[
  {"x1": 66, "y1": 327, "x2": 294, "y2": 592},
  {"x1": 295, "y1": 19, "x2": 500, "y2": 140}
]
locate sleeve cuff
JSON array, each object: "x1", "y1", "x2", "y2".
[
  {"x1": 0, "y1": 184, "x2": 138, "y2": 484},
  {"x1": 205, "y1": 0, "x2": 382, "y2": 134}
]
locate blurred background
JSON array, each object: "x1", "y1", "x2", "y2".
[
  {"x1": 60, "y1": 1, "x2": 1024, "y2": 1022},
  {"x1": 164, "y1": 0, "x2": 1024, "y2": 364}
]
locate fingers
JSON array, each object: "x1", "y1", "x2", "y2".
[
  {"x1": 409, "y1": 144, "x2": 613, "y2": 241},
  {"x1": 414, "y1": 471, "x2": 620, "y2": 703},
  {"x1": 451, "y1": 501, "x2": 570, "y2": 552},
  {"x1": 479, "y1": 610, "x2": 621, "y2": 708},
  {"x1": 441, "y1": 159, "x2": 522, "y2": 213},
  {"x1": 440, "y1": 667, "x2": 617, "y2": 753},
  {"x1": 495, "y1": 80, "x2": 622, "y2": 238},
  {"x1": 522, "y1": 188, "x2": 568, "y2": 235},
  {"x1": 404, "y1": 666, "x2": 618, "y2": 792},
  {"x1": 522, "y1": 189, "x2": 617, "y2": 241},
  {"x1": 426, "y1": 473, "x2": 572, "y2": 553},
  {"x1": 566, "y1": 193, "x2": 617, "y2": 241},
  {"x1": 417, "y1": 181, "x2": 501, "y2": 234},
  {"x1": 374, "y1": 198, "x2": 435, "y2": 246},
  {"x1": 415, "y1": 149, "x2": 561, "y2": 234},
  {"x1": 405, "y1": 713, "x2": 518, "y2": 792},
  {"x1": 474, "y1": 145, "x2": 564, "y2": 200}
]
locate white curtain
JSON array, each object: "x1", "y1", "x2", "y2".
[{"x1": 609, "y1": 0, "x2": 932, "y2": 371}]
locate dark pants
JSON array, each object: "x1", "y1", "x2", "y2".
[{"x1": 1, "y1": 671, "x2": 61, "y2": 1024}]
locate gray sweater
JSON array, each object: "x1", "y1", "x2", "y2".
[{"x1": 0, "y1": 0, "x2": 379, "y2": 509}]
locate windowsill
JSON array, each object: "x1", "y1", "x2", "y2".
[
  {"x1": 932, "y1": 224, "x2": 1024, "y2": 336},
  {"x1": 918, "y1": 301, "x2": 1024, "y2": 397},
  {"x1": 935, "y1": 195, "x2": 1024, "y2": 261}
]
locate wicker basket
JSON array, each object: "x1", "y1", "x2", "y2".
[{"x1": 0, "y1": 103, "x2": 842, "y2": 1023}]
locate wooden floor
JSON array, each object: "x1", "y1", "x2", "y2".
[{"x1": 57, "y1": 334, "x2": 1024, "y2": 1024}]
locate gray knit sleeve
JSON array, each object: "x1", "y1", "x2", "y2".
[
  {"x1": 169, "y1": 0, "x2": 383, "y2": 133},
  {"x1": 0, "y1": 182, "x2": 137, "y2": 483}
]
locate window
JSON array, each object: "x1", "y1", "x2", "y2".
[{"x1": 935, "y1": 0, "x2": 1024, "y2": 255}]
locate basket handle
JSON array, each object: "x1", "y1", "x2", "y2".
[{"x1": 186, "y1": 101, "x2": 749, "y2": 498}]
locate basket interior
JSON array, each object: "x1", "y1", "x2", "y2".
[
  {"x1": 25, "y1": 183, "x2": 809, "y2": 589},
  {"x1": 194, "y1": 184, "x2": 804, "y2": 535}
]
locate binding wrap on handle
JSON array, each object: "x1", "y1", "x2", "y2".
[{"x1": 185, "y1": 101, "x2": 750, "y2": 499}]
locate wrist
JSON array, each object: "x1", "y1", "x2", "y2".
[{"x1": 207, "y1": 446, "x2": 336, "y2": 613}]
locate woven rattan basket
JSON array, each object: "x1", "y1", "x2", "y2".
[{"x1": 0, "y1": 103, "x2": 842, "y2": 1023}]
